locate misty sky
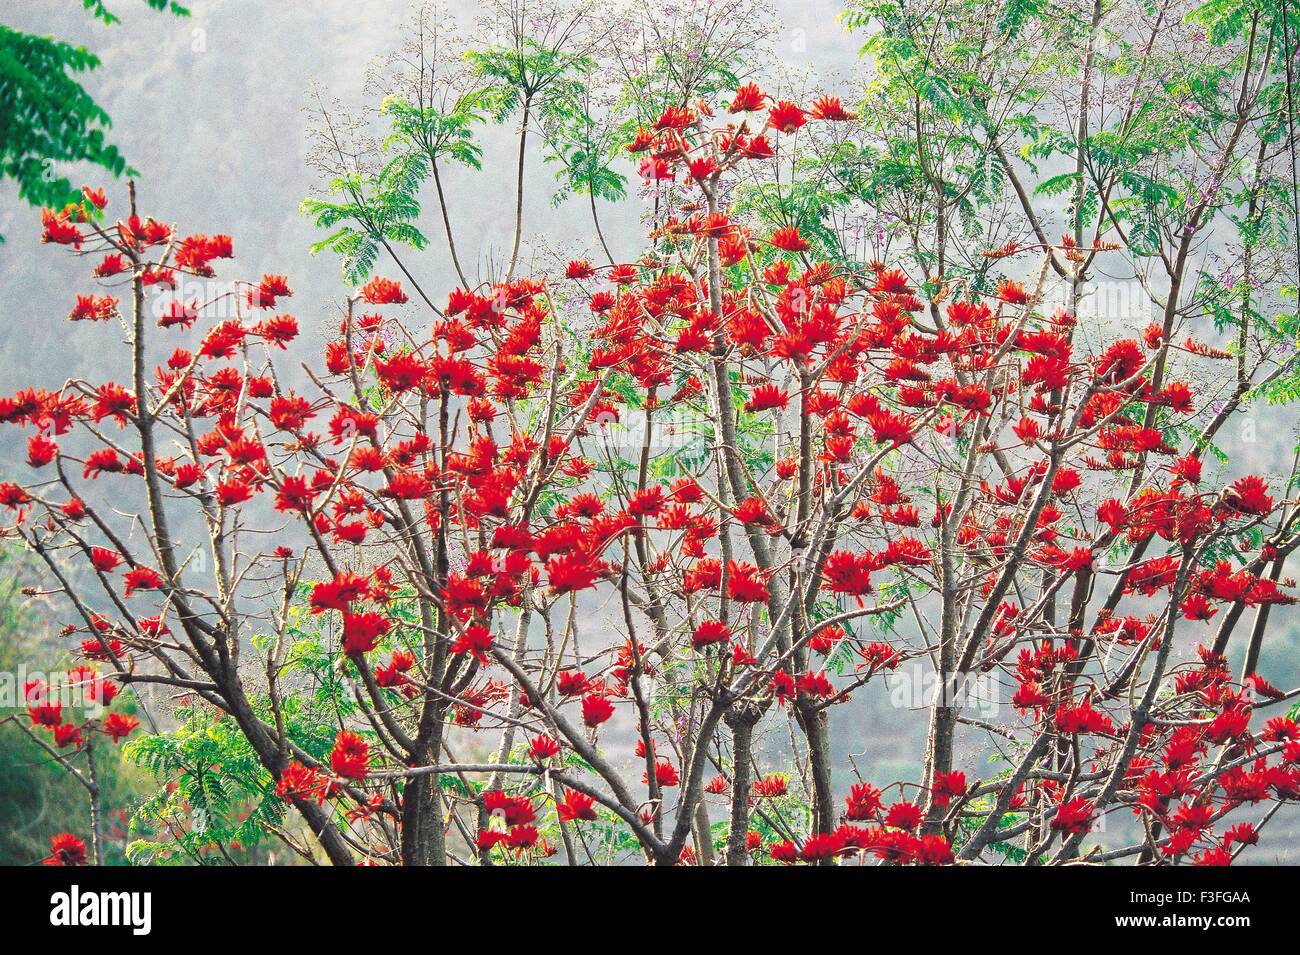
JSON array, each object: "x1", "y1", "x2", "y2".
[{"x1": 0, "y1": 0, "x2": 859, "y2": 386}]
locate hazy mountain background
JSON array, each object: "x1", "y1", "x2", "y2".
[{"x1": 0, "y1": 0, "x2": 858, "y2": 386}]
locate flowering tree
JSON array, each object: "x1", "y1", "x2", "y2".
[{"x1": 4, "y1": 0, "x2": 1300, "y2": 867}]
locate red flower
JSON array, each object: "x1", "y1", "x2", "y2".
[
  {"x1": 80, "y1": 638, "x2": 122, "y2": 661},
  {"x1": 310, "y1": 572, "x2": 370, "y2": 612},
  {"x1": 1207, "y1": 706, "x2": 1250, "y2": 744},
  {"x1": 44, "y1": 833, "x2": 87, "y2": 866},
  {"x1": 744, "y1": 383, "x2": 789, "y2": 412},
  {"x1": 683, "y1": 558, "x2": 723, "y2": 594},
  {"x1": 770, "y1": 225, "x2": 809, "y2": 252},
  {"x1": 360, "y1": 276, "x2": 408, "y2": 305},
  {"x1": 123, "y1": 566, "x2": 164, "y2": 597},
  {"x1": 375, "y1": 650, "x2": 414, "y2": 689},
  {"x1": 101, "y1": 712, "x2": 139, "y2": 743},
  {"x1": 547, "y1": 551, "x2": 598, "y2": 594},
  {"x1": 53, "y1": 723, "x2": 85, "y2": 749},
  {"x1": 796, "y1": 671, "x2": 834, "y2": 697},
  {"x1": 637, "y1": 156, "x2": 673, "y2": 181},
  {"x1": 1097, "y1": 498, "x2": 1127, "y2": 533},
  {"x1": 1054, "y1": 699, "x2": 1115, "y2": 736},
  {"x1": 691, "y1": 620, "x2": 731, "y2": 651},
  {"x1": 277, "y1": 761, "x2": 327, "y2": 803},
  {"x1": 725, "y1": 561, "x2": 769, "y2": 603},
  {"x1": 556, "y1": 790, "x2": 598, "y2": 822},
  {"x1": 342, "y1": 610, "x2": 390, "y2": 655},
  {"x1": 249, "y1": 274, "x2": 292, "y2": 309},
  {"x1": 800, "y1": 831, "x2": 844, "y2": 862},
  {"x1": 1224, "y1": 475, "x2": 1272, "y2": 515},
  {"x1": 41, "y1": 209, "x2": 83, "y2": 248},
  {"x1": 734, "y1": 496, "x2": 774, "y2": 526},
  {"x1": 771, "y1": 668, "x2": 796, "y2": 703},
  {"x1": 822, "y1": 550, "x2": 874, "y2": 596},
  {"x1": 741, "y1": 134, "x2": 775, "y2": 158},
  {"x1": 581, "y1": 694, "x2": 615, "y2": 727},
  {"x1": 728, "y1": 82, "x2": 766, "y2": 113},
  {"x1": 884, "y1": 801, "x2": 923, "y2": 831},
  {"x1": 1194, "y1": 846, "x2": 1233, "y2": 866},
  {"x1": 1172, "y1": 454, "x2": 1203, "y2": 484},
  {"x1": 917, "y1": 834, "x2": 955, "y2": 866},
  {"x1": 483, "y1": 790, "x2": 536, "y2": 825},
  {"x1": 159, "y1": 300, "x2": 198, "y2": 328},
  {"x1": 859, "y1": 642, "x2": 901, "y2": 672},
  {"x1": 1181, "y1": 593, "x2": 1219, "y2": 621},
  {"x1": 769, "y1": 840, "x2": 799, "y2": 864},
  {"x1": 556, "y1": 671, "x2": 589, "y2": 696},
  {"x1": 376, "y1": 352, "x2": 428, "y2": 392},
  {"x1": 254, "y1": 314, "x2": 299, "y2": 347},
  {"x1": 867, "y1": 406, "x2": 915, "y2": 447},
  {"x1": 89, "y1": 547, "x2": 122, "y2": 573},
  {"x1": 27, "y1": 693, "x2": 62, "y2": 728},
  {"x1": 645, "y1": 761, "x2": 679, "y2": 787},
  {"x1": 0, "y1": 482, "x2": 30, "y2": 510},
  {"x1": 330, "y1": 730, "x2": 370, "y2": 780},
  {"x1": 528, "y1": 735, "x2": 560, "y2": 761},
  {"x1": 845, "y1": 783, "x2": 883, "y2": 821},
  {"x1": 1223, "y1": 822, "x2": 1258, "y2": 847},
  {"x1": 1051, "y1": 797, "x2": 1096, "y2": 835},
  {"x1": 628, "y1": 486, "x2": 666, "y2": 517},
  {"x1": 1052, "y1": 468, "x2": 1082, "y2": 495},
  {"x1": 810, "y1": 95, "x2": 854, "y2": 121},
  {"x1": 995, "y1": 278, "x2": 1029, "y2": 304},
  {"x1": 274, "y1": 475, "x2": 317, "y2": 513},
  {"x1": 381, "y1": 470, "x2": 432, "y2": 500},
  {"x1": 768, "y1": 100, "x2": 806, "y2": 133},
  {"x1": 27, "y1": 433, "x2": 57, "y2": 467},
  {"x1": 451, "y1": 623, "x2": 494, "y2": 663},
  {"x1": 216, "y1": 480, "x2": 254, "y2": 506},
  {"x1": 1095, "y1": 339, "x2": 1144, "y2": 382},
  {"x1": 653, "y1": 105, "x2": 695, "y2": 130},
  {"x1": 504, "y1": 825, "x2": 538, "y2": 851},
  {"x1": 931, "y1": 770, "x2": 968, "y2": 808}
]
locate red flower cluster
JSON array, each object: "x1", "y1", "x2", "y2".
[{"x1": 7, "y1": 78, "x2": 1295, "y2": 868}]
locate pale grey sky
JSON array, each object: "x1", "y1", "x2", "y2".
[{"x1": 0, "y1": 0, "x2": 859, "y2": 386}]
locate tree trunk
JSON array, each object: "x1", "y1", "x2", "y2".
[{"x1": 401, "y1": 713, "x2": 447, "y2": 866}]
